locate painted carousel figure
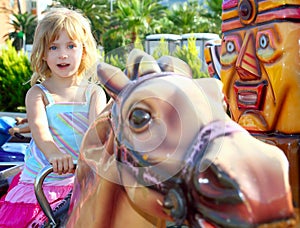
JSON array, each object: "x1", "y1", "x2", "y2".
[{"x1": 207, "y1": 0, "x2": 300, "y2": 220}]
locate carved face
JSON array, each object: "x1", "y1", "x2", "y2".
[{"x1": 220, "y1": 0, "x2": 300, "y2": 134}]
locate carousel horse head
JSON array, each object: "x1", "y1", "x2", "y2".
[{"x1": 67, "y1": 49, "x2": 295, "y2": 227}]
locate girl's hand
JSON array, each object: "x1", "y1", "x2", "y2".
[
  {"x1": 9, "y1": 126, "x2": 30, "y2": 136},
  {"x1": 15, "y1": 117, "x2": 28, "y2": 125},
  {"x1": 48, "y1": 152, "x2": 74, "y2": 175},
  {"x1": 8, "y1": 127, "x2": 20, "y2": 136}
]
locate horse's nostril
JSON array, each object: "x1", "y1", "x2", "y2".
[
  {"x1": 163, "y1": 188, "x2": 187, "y2": 224},
  {"x1": 194, "y1": 162, "x2": 243, "y2": 204},
  {"x1": 163, "y1": 197, "x2": 173, "y2": 209}
]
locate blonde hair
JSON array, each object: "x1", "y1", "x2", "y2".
[{"x1": 30, "y1": 7, "x2": 98, "y2": 86}]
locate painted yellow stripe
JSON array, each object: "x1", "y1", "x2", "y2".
[
  {"x1": 259, "y1": 0, "x2": 300, "y2": 11},
  {"x1": 222, "y1": 0, "x2": 300, "y2": 21},
  {"x1": 222, "y1": 10, "x2": 239, "y2": 21}
]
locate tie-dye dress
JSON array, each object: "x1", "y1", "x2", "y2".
[{"x1": 0, "y1": 83, "x2": 93, "y2": 227}]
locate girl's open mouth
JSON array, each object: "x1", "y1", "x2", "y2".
[{"x1": 57, "y1": 63, "x2": 70, "y2": 68}]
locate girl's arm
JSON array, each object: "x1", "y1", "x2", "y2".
[
  {"x1": 25, "y1": 86, "x2": 74, "y2": 174},
  {"x1": 8, "y1": 125, "x2": 30, "y2": 136},
  {"x1": 15, "y1": 117, "x2": 28, "y2": 125}
]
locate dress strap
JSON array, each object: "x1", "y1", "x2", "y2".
[
  {"x1": 84, "y1": 83, "x2": 95, "y2": 104},
  {"x1": 35, "y1": 84, "x2": 55, "y2": 105}
]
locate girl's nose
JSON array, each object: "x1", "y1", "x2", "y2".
[{"x1": 59, "y1": 53, "x2": 68, "y2": 59}]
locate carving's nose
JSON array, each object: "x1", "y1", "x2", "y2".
[{"x1": 236, "y1": 32, "x2": 261, "y2": 81}]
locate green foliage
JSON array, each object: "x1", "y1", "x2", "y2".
[
  {"x1": 105, "y1": 54, "x2": 126, "y2": 71},
  {"x1": 134, "y1": 36, "x2": 144, "y2": 52},
  {"x1": 0, "y1": 41, "x2": 32, "y2": 112},
  {"x1": 151, "y1": 36, "x2": 209, "y2": 79},
  {"x1": 152, "y1": 38, "x2": 170, "y2": 59},
  {"x1": 53, "y1": 0, "x2": 222, "y2": 53},
  {"x1": 105, "y1": 0, "x2": 168, "y2": 51},
  {"x1": 166, "y1": 0, "x2": 202, "y2": 34},
  {"x1": 163, "y1": 0, "x2": 222, "y2": 35},
  {"x1": 173, "y1": 36, "x2": 209, "y2": 79},
  {"x1": 203, "y1": 0, "x2": 223, "y2": 35},
  {"x1": 105, "y1": 41, "x2": 146, "y2": 70}
]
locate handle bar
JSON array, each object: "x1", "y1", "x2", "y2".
[
  {"x1": 14, "y1": 132, "x2": 25, "y2": 140},
  {"x1": 34, "y1": 162, "x2": 77, "y2": 227}
]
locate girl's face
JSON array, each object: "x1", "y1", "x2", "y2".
[{"x1": 44, "y1": 29, "x2": 83, "y2": 79}]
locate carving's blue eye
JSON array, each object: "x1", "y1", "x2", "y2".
[
  {"x1": 226, "y1": 41, "x2": 235, "y2": 53},
  {"x1": 129, "y1": 109, "x2": 151, "y2": 129},
  {"x1": 259, "y1": 34, "x2": 269, "y2": 49}
]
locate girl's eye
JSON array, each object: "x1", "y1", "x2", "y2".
[
  {"x1": 49, "y1": 46, "x2": 57, "y2": 50},
  {"x1": 68, "y1": 44, "x2": 75, "y2": 49}
]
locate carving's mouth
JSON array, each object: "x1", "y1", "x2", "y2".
[{"x1": 234, "y1": 80, "x2": 267, "y2": 110}]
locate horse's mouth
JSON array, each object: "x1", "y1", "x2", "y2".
[{"x1": 234, "y1": 80, "x2": 267, "y2": 110}]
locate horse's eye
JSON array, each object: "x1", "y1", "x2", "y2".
[{"x1": 129, "y1": 109, "x2": 151, "y2": 129}]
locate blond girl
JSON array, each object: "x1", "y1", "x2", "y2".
[{"x1": 0, "y1": 7, "x2": 106, "y2": 227}]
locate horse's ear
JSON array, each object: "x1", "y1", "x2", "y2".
[
  {"x1": 137, "y1": 54, "x2": 161, "y2": 77},
  {"x1": 194, "y1": 78, "x2": 227, "y2": 112},
  {"x1": 157, "y1": 55, "x2": 193, "y2": 78},
  {"x1": 126, "y1": 48, "x2": 161, "y2": 80},
  {"x1": 97, "y1": 62, "x2": 130, "y2": 98}
]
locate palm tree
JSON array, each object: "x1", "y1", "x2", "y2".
[
  {"x1": 109, "y1": 0, "x2": 168, "y2": 45},
  {"x1": 166, "y1": 0, "x2": 202, "y2": 34},
  {"x1": 3, "y1": 12, "x2": 37, "y2": 51},
  {"x1": 165, "y1": 0, "x2": 222, "y2": 34},
  {"x1": 203, "y1": 0, "x2": 222, "y2": 35}
]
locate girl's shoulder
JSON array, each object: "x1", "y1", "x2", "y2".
[
  {"x1": 26, "y1": 84, "x2": 45, "y2": 97},
  {"x1": 26, "y1": 84, "x2": 51, "y2": 105},
  {"x1": 84, "y1": 82, "x2": 107, "y2": 107},
  {"x1": 85, "y1": 82, "x2": 105, "y2": 95}
]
